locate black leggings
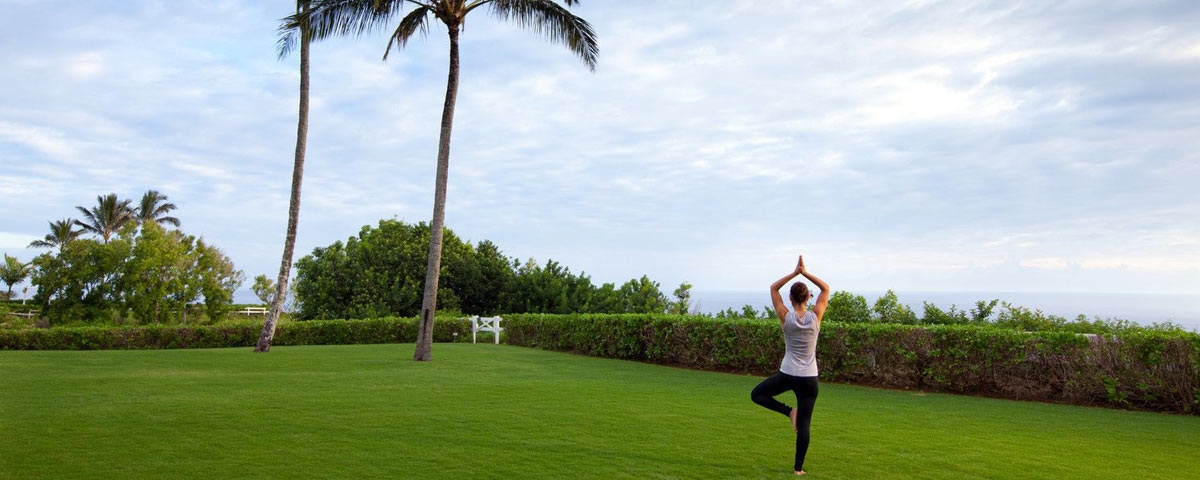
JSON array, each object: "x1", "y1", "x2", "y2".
[{"x1": 751, "y1": 372, "x2": 819, "y2": 472}]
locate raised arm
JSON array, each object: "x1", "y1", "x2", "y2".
[
  {"x1": 797, "y1": 256, "x2": 830, "y2": 323},
  {"x1": 769, "y1": 255, "x2": 805, "y2": 324}
]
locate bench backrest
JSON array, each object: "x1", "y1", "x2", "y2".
[{"x1": 469, "y1": 315, "x2": 503, "y2": 344}]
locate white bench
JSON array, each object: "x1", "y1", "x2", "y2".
[
  {"x1": 470, "y1": 315, "x2": 503, "y2": 344},
  {"x1": 238, "y1": 307, "x2": 269, "y2": 315},
  {"x1": 10, "y1": 311, "x2": 36, "y2": 318}
]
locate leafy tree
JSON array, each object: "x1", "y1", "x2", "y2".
[
  {"x1": 30, "y1": 236, "x2": 130, "y2": 323},
  {"x1": 872, "y1": 289, "x2": 918, "y2": 324},
  {"x1": 293, "y1": 241, "x2": 353, "y2": 320},
  {"x1": 257, "y1": 0, "x2": 313, "y2": 353},
  {"x1": 28, "y1": 219, "x2": 84, "y2": 252},
  {"x1": 29, "y1": 223, "x2": 242, "y2": 325},
  {"x1": 448, "y1": 240, "x2": 512, "y2": 316},
  {"x1": 120, "y1": 222, "x2": 188, "y2": 323},
  {"x1": 193, "y1": 241, "x2": 244, "y2": 322},
  {"x1": 970, "y1": 299, "x2": 1000, "y2": 323},
  {"x1": 919, "y1": 298, "x2": 999, "y2": 325},
  {"x1": 288, "y1": 0, "x2": 598, "y2": 361},
  {"x1": 994, "y1": 302, "x2": 1067, "y2": 332},
  {"x1": 500, "y1": 258, "x2": 618, "y2": 314},
  {"x1": 825, "y1": 291, "x2": 871, "y2": 323},
  {"x1": 75, "y1": 193, "x2": 134, "y2": 243},
  {"x1": 134, "y1": 190, "x2": 180, "y2": 228},
  {"x1": 293, "y1": 220, "x2": 474, "y2": 320},
  {"x1": 618, "y1": 275, "x2": 667, "y2": 314},
  {"x1": 588, "y1": 282, "x2": 621, "y2": 314},
  {"x1": 667, "y1": 282, "x2": 692, "y2": 315},
  {"x1": 252, "y1": 274, "x2": 276, "y2": 305},
  {"x1": 711, "y1": 304, "x2": 771, "y2": 319},
  {"x1": 292, "y1": 219, "x2": 688, "y2": 318},
  {"x1": 1, "y1": 254, "x2": 33, "y2": 300},
  {"x1": 504, "y1": 259, "x2": 573, "y2": 314},
  {"x1": 921, "y1": 302, "x2": 968, "y2": 325}
]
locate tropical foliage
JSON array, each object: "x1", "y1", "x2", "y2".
[
  {"x1": 74, "y1": 193, "x2": 135, "y2": 243},
  {"x1": 23, "y1": 191, "x2": 242, "y2": 325},
  {"x1": 134, "y1": 189, "x2": 180, "y2": 227},
  {"x1": 292, "y1": 219, "x2": 680, "y2": 320},
  {"x1": 28, "y1": 219, "x2": 84, "y2": 251},
  {"x1": 0, "y1": 254, "x2": 33, "y2": 300},
  {"x1": 252, "y1": 274, "x2": 277, "y2": 306},
  {"x1": 283, "y1": 0, "x2": 599, "y2": 360},
  {"x1": 29, "y1": 223, "x2": 243, "y2": 325}
]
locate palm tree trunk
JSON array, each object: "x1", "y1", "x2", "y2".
[
  {"x1": 256, "y1": 1, "x2": 311, "y2": 353},
  {"x1": 414, "y1": 24, "x2": 462, "y2": 362}
]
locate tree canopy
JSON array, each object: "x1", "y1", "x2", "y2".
[
  {"x1": 25, "y1": 191, "x2": 243, "y2": 325},
  {"x1": 292, "y1": 219, "x2": 679, "y2": 320}
]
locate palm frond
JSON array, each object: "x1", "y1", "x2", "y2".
[
  {"x1": 75, "y1": 194, "x2": 133, "y2": 241},
  {"x1": 485, "y1": 0, "x2": 597, "y2": 71},
  {"x1": 277, "y1": 27, "x2": 301, "y2": 60},
  {"x1": 31, "y1": 219, "x2": 83, "y2": 249},
  {"x1": 136, "y1": 190, "x2": 179, "y2": 227},
  {"x1": 156, "y1": 216, "x2": 182, "y2": 227},
  {"x1": 384, "y1": 5, "x2": 433, "y2": 59},
  {"x1": 74, "y1": 206, "x2": 100, "y2": 234},
  {"x1": 278, "y1": 0, "x2": 408, "y2": 59}
]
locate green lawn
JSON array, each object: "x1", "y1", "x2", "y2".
[{"x1": 1, "y1": 344, "x2": 1197, "y2": 479}]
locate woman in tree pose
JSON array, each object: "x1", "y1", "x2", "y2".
[{"x1": 751, "y1": 253, "x2": 830, "y2": 476}]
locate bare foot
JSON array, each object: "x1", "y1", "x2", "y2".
[
  {"x1": 795, "y1": 470, "x2": 806, "y2": 476},
  {"x1": 789, "y1": 407, "x2": 799, "y2": 433}
]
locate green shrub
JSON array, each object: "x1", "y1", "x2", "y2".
[
  {"x1": 0, "y1": 317, "x2": 472, "y2": 350},
  {"x1": 4, "y1": 312, "x2": 1195, "y2": 414},
  {"x1": 502, "y1": 314, "x2": 1200, "y2": 415}
]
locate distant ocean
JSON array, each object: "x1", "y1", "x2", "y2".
[
  {"x1": 233, "y1": 288, "x2": 1200, "y2": 332},
  {"x1": 691, "y1": 290, "x2": 1200, "y2": 332}
]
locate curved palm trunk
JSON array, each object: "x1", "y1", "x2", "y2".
[
  {"x1": 414, "y1": 24, "x2": 462, "y2": 361},
  {"x1": 256, "y1": 3, "x2": 311, "y2": 353}
]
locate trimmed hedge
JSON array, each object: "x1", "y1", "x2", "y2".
[
  {"x1": 4, "y1": 313, "x2": 1197, "y2": 414},
  {"x1": 501, "y1": 314, "x2": 1200, "y2": 415},
  {"x1": 0, "y1": 317, "x2": 472, "y2": 351}
]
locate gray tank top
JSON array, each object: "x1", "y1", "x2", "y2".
[{"x1": 780, "y1": 310, "x2": 819, "y2": 377}]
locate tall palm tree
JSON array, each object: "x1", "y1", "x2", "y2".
[
  {"x1": 289, "y1": 0, "x2": 598, "y2": 361},
  {"x1": 28, "y1": 219, "x2": 84, "y2": 252},
  {"x1": 75, "y1": 193, "x2": 134, "y2": 243},
  {"x1": 256, "y1": 0, "x2": 314, "y2": 353},
  {"x1": 135, "y1": 190, "x2": 181, "y2": 227}
]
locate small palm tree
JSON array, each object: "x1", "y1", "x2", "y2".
[
  {"x1": 289, "y1": 0, "x2": 598, "y2": 361},
  {"x1": 28, "y1": 219, "x2": 84, "y2": 252},
  {"x1": 75, "y1": 193, "x2": 134, "y2": 243},
  {"x1": 135, "y1": 190, "x2": 181, "y2": 227},
  {"x1": 0, "y1": 254, "x2": 33, "y2": 300}
]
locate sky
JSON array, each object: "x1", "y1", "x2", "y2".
[{"x1": 2, "y1": 0, "x2": 1198, "y2": 307}]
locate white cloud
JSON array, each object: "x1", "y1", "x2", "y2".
[
  {"x1": 65, "y1": 52, "x2": 105, "y2": 79},
  {"x1": 0, "y1": 233, "x2": 37, "y2": 252},
  {"x1": 0, "y1": 0, "x2": 1197, "y2": 305},
  {"x1": 0, "y1": 121, "x2": 78, "y2": 163},
  {"x1": 1020, "y1": 258, "x2": 1070, "y2": 270}
]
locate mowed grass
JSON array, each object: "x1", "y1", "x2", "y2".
[{"x1": 1, "y1": 344, "x2": 1198, "y2": 479}]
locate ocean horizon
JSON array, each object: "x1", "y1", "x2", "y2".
[
  {"x1": 691, "y1": 290, "x2": 1200, "y2": 332},
  {"x1": 231, "y1": 288, "x2": 1200, "y2": 332}
]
